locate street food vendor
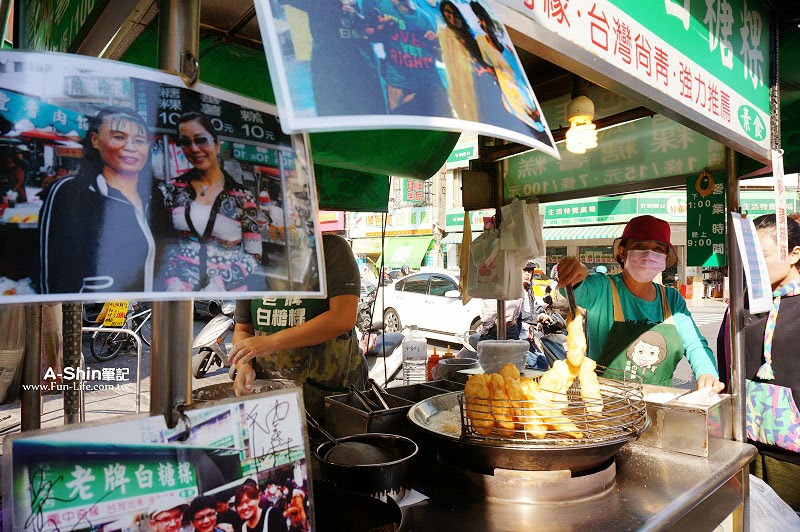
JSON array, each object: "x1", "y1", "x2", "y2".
[
  {"x1": 556, "y1": 215, "x2": 724, "y2": 391},
  {"x1": 228, "y1": 233, "x2": 366, "y2": 418}
]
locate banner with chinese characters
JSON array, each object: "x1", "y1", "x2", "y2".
[
  {"x1": 254, "y1": 0, "x2": 559, "y2": 159},
  {"x1": 0, "y1": 51, "x2": 325, "y2": 303},
  {"x1": 3, "y1": 388, "x2": 314, "y2": 532},
  {"x1": 686, "y1": 171, "x2": 727, "y2": 267},
  {"x1": 496, "y1": 0, "x2": 771, "y2": 163},
  {"x1": 402, "y1": 178, "x2": 426, "y2": 204}
]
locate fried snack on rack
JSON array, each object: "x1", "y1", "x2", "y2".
[
  {"x1": 538, "y1": 360, "x2": 576, "y2": 396},
  {"x1": 498, "y1": 362, "x2": 521, "y2": 381},
  {"x1": 506, "y1": 376, "x2": 546, "y2": 438},
  {"x1": 578, "y1": 357, "x2": 603, "y2": 414},
  {"x1": 464, "y1": 374, "x2": 495, "y2": 435},
  {"x1": 488, "y1": 373, "x2": 516, "y2": 437},
  {"x1": 565, "y1": 307, "x2": 587, "y2": 376},
  {"x1": 546, "y1": 414, "x2": 584, "y2": 439}
]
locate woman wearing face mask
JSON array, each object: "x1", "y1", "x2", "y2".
[{"x1": 556, "y1": 215, "x2": 723, "y2": 390}]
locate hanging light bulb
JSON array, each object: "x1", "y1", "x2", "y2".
[{"x1": 565, "y1": 79, "x2": 598, "y2": 155}]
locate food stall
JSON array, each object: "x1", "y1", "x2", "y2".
[{"x1": 2, "y1": 0, "x2": 798, "y2": 530}]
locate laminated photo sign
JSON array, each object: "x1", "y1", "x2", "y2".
[
  {"x1": 0, "y1": 51, "x2": 325, "y2": 303},
  {"x1": 2, "y1": 387, "x2": 315, "y2": 532},
  {"x1": 254, "y1": 0, "x2": 559, "y2": 158}
]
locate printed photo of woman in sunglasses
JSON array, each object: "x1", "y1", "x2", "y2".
[{"x1": 160, "y1": 111, "x2": 262, "y2": 292}]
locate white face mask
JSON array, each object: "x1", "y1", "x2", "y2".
[{"x1": 625, "y1": 249, "x2": 667, "y2": 283}]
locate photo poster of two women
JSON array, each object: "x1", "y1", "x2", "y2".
[
  {"x1": 254, "y1": 0, "x2": 560, "y2": 159},
  {"x1": 0, "y1": 51, "x2": 327, "y2": 304}
]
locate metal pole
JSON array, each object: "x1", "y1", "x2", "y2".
[
  {"x1": 152, "y1": 0, "x2": 199, "y2": 427},
  {"x1": 494, "y1": 158, "x2": 505, "y2": 339},
  {"x1": 20, "y1": 305, "x2": 42, "y2": 431},
  {"x1": 62, "y1": 303, "x2": 83, "y2": 424},
  {"x1": 725, "y1": 147, "x2": 744, "y2": 442}
]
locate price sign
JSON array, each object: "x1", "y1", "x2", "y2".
[
  {"x1": 686, "y1": 171, "x2": 726, "y2": 266},
  {"x1": 100, "y1": 301, "x2": 129, "y2": 327}
]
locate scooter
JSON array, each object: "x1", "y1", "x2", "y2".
[
  {"x1": 192, "y1": 300, "x2": 236, "y2": 378},
  {"x1": 358, "y1": 321, "x2": 405, "y2": 387}
]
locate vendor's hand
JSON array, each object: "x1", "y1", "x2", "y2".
[
  {"x1": 228, "y1": 335, "x2": 274, "y2": 366},
  {"x1": 233, "y1": 361, "x2": 256, "y2": 396},
  {"x1": 556, "y1": 257, "x2": 589, "y2": 288},
  {"x1": 696, "y1": 374, "x2": 725, "y2": 394}
]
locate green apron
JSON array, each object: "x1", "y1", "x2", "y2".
[
  {"x1": 596, "y1": 279, "x2": 684, "y2": 386},
  {"x1": 249, "y1": 298, "x2": 364, "y2": 418}
]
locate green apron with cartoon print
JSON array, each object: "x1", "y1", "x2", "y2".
[
  {"x1": 249, "y1": 298, "x2": 364, "y2": 418},
  {"x1": 595, "y1": 280, "x2": 684, "y2": 386}
]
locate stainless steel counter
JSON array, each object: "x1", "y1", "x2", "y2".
[{"x1": 402, "y1": 439, "x2": 756, "y2": 531}]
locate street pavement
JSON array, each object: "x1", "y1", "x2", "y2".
[{"x1": 0, "y1": 297, "x2": 730, "y2": 443}]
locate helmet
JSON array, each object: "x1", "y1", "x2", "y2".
[
  {"x1": 595, "y1": 265, "x2": 608, "y2": 274},
  {"x1": 523, "y1": 260, "x2": 538, "y2": 271},
  {"x1": 400, "y1": 265, "x2": 410, "y2": 275}
]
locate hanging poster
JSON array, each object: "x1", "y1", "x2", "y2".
[
  {"x1": 253, "y1": 0, "x2": 559, "y2": 159},
  {"x1": 686, "y1": 170, "x2": 726, "y2": 267},
  {"x1": 730, "y1": 212, "x2": 772, "y2": 314},
  {"x1": 3, "y1": 388, "x2": 314, "y2": 532},
  {"x1": 0, "y1": 51, "x2": 325, "y2": 303}
]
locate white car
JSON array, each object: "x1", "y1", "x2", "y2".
[{"x1": 378, "y1": 269, "x2": 483, "y2": 342}]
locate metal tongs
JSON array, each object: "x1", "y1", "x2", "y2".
[{"x1": 565, "y1": 285, "x2": 588, "y2": 343}]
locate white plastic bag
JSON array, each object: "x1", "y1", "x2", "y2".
[
  {"x1": 468, "y1": 230, "x2": 507, "y2": 299},
  {"x1": 749, "y1": 474, "x2": 800, "y2": 531}
]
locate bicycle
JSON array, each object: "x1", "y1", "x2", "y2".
[{"x1": 88, "y1": 301, "x2": 152, "y2": 361}]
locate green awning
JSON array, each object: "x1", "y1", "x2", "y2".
[
  {"x1": 351, "y1": 237, "x2": 385, "y2": 255},
  {"x1": 542, "y1": 224, "x2": 627, "y2": 241},
  {"x1": 378, "y1": 236, "x2": 434, "y2": 269},
  {"x1": 441, "y1": 232, "x2": 483, "y2": 245}
]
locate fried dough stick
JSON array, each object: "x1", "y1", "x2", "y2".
[
  {"x1": 578, "y1": 357, "x2": 603, "y2": 414},
  {"x1": 565, "y1": 307, "x2": 587, "y2": 376},
  {"x1": 488, "y1": 373, "x2": 516, "y2": 437},
  {"x1": 509, "y1": 376, "x2": 546, "y2": 438},
  {"x1": 464, "y1": 374, "x2": 494, "y2": 435}
]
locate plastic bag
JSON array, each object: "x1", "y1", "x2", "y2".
[
  {"x1": 468, "y1": 229, "x2": 507, "y2": 299},
  {"x1": 749, "y1": 474, "x2": 800, "y2": 531}
]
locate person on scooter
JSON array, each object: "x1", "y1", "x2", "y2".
[
  {"x1": 520, "y1": 261, "x2": 549, "y2": 369},
  {"x1": 556, "y1": 215, "x2": 723, "y2": 390},
  {"x1": 228, "y1": 233, "x2": 365, "y2": 418}
]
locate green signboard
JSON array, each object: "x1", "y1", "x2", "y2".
[
  {"x1": 543, "y1": 192, "x2": 687, "y2": 226},
  {"x1": 402, "y1": 178, "x2": 426, "y2": 204},
  {"x1": 505, "y1": 114, "x2": 724, "y2": 200},
  {"x1": 225, "y1": 141, "x2": 279, "y2": 166},
  {"x1": 22, "y1": 0, "x2": 111, "y2": 52},
  {"x1": 446, "y1": 146, "x2": 475, "y2": 164},
  {"x1": 686, "y1": 172, "x2": 727, "y2": 266}
]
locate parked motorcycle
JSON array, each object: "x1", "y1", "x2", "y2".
[
  {"x1": 532, "y1": 307, "x2": 567, "y2": 367},
  {"x1": 358, "y1": 321, "x2": 405, "y2": 387},
  {"x1": 192, "y1": 300, "x2": 236, "y2": 378}
]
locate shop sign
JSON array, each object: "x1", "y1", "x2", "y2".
[
  {"x1": 445, "y1": 136, "x2": 479, "y2": 170},
  {"x1": 505, "y1": 114, "x2": 724, "y2": 199},
  {"x1": 226, "y1": 141, "x2": 280, "y2": 166},
  {"x1": 349, "y1": 206, "x2": 434, "y2": 238},
  {"x1": 5, "y1": 388, "x2": 313, "y2": 532},
  {"x1": 445, "y1": 209, "x2": 495, "y2": 232},
  {"x1": 21, "y1": 0, "x2": 111, "y2": 52},
  {"x1": 255, "y1": 0, "x2": 559, "y2": 158},
  {"x1": 0, "y1": 51, "x2": 324, "y2": 303},
  {"x1": 544, "y1": 192, "x2": 687, "y2": 226},
  {"x1": 686, "y1": 171, "x2": 727, "y2": 266},
  {"x1": 497, "y1": 0, "x2": 771, "y2": 161},
  {"x1": 402, "y1": 178, "x2": 426, "y2": 204},
  {"x1": 0, "y1": 87, "x2": 87, "y2": 136},
  {"x1": 318, "y1": 210, "x2": 345, "y2": 231},
  {"x1": 739, "y1": 190, "x2": 799, "y2": 215}
]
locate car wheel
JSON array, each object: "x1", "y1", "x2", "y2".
[{"x1": 383, "y1": 308, "x2": 402, "y2": 333}]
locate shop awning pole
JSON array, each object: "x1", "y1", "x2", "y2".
[
  {"x1": 150, "y1": 0, "x2": 199, "y2": 428},
  {"x1": 20, "y1": 305, "x2": 42, "y2": 431},
  {"x1": 725, "y1": 147, "x2": 744, "y2": 443}
]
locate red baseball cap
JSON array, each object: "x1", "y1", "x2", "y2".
[{"x1": 613, "y1": 215, "x2": 678, "y2": 267}]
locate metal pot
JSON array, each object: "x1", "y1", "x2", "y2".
[{"x1": 315, "y1": 433, "x2": 418, "y2": 502}]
